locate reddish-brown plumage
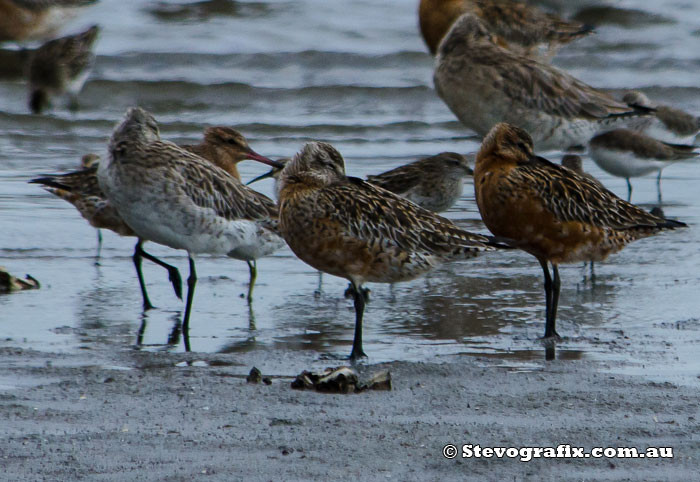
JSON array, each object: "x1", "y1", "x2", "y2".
[{"x1": 474, "y1": 123, "x2": 685, "y2": 339}]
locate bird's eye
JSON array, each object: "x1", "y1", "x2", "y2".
[{"x1": 227, "y1": 139, "x2": 238, "y2": 146}]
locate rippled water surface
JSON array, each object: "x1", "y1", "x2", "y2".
[{"x1": 1, "y1": 0, "x2": 700, "y2": 381}]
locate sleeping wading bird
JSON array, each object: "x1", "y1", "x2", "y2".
[
  {"x1": 433, "y1": 14, "x2": 650, "y2": 151},
  {"x1": 250, "y1": 152, "x2": 474, "y2": 213},
  {"x1": 98, "y1": 107, "x2": 283, "y2": 348},
  {"x1": 30, "y1": 126, "x2": 271, "y2": 309},
  {"x1": 418, "y1": 0, "x2": 593, "y2": 58},
  {"x1": 474, "y1": 123, "x2": 686, "y2": 340},
  {"x1": 276, "y1": 141, "x2": 511, "y2": 360}
]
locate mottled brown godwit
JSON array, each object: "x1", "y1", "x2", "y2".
[{"x1": 277, "y1": 141, "x2": 510, "y2": 359}]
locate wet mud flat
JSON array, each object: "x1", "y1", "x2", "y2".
[{"x1": 0, "y1": 344, "x2": 698, "y2": 481}]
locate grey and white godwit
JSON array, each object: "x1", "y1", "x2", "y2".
[
  {"x1": 419, "y1": 0, "x2": 593, "y2": 58},
  {"x1": 589, "y1": 128, "x2": 698, "y2": 201},
  {"x1": 433, "y1": 14, "x2": 650, "y2": 151},
  {"x1": 31, "y1": 125, "x2": 277, "y2": 310},
  {"x1": 474, "y1": 123, "x2": 685, "y2": 341},
  {"x1": 27, "y1": 24, "x2": 99, "y2": 113},
  {"x1": 98, "y1": 107, "x2": 283, "y2": 347},
  {"x1": 0, "y1": 0, "x2": 97, "y2": 42},
  {"x1": 623, "y1": 91, "x2": 699, "y2": 146},
  {"x1": 276, "y1": 141, "x2": 510, "y2": 360}
]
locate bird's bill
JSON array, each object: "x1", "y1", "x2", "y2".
[
  {"x1": 245, "y1": 150, "x2": 286, "y2": 169},
  {"x1": 246, "y1": 169, "x2": 276, "y2": 185}
]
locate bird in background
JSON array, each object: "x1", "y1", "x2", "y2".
[
  {"x1": 276, "y1": 141, "x2": 511, "y2": 360},
  {"x1": 0, "y1": 0, "x2": 98, "y2": 43},
  {"x1": 98, "y1": 107, "x2": 283, "y2": 350},
  {"x1": 560, "y1": 154, "x2": 604, "y2": 189},
  {"x1": 250, "y1": 151, "x2": 473, "y2": 213},
  {"x1": 474, "y1": 123, "x2": 685, "y2": 344},
  {"x1": 433, "y1": 14, "x2": 650, "y2": 151},
  {"x1": 623, "y1": 91, "x2": 699, "y2": 146},
  {"x1": 27, "y1": 24, "x2": 99, "y2": 114},
  {"x1": 589, "y1": 128, "x2": 698, "y2": 202},
  {"x1": 418, "y1": 0, "x2": 593, "y2": 59},
  {"x1": 30, "y1": 125, "x2": 274, "y2": 310}
]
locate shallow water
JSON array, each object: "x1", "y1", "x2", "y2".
[{"x1": 1, "y1": 0, "x2": 699, "y2": 382}]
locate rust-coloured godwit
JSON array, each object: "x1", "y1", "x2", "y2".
[
  {"x1": 27, "y1": 24, "x2": 99, "y2": 114},
  {"x1": 474, "y1": 123, "x2": 686, "y2": 340},
  {"x1": 589, "y1": 128, "x2": 698, "y2": 202},
  {"x1": 419, "y1": 0, "x2": 593, "y2": 58},
  {"x1": 277, "y1": 141, "x2": 510, "y2": 359},
  {"x1": 98, "y1": 107, "x2": 283, "y2": 347},
  {"x1": 31, "y1": 125, "x2": 276, "y2": 309},
  {"x1": 433, "y1": 14, "x2": 649, "y2": 151}
]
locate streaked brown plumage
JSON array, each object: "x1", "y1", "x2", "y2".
[
  {"x1": 0, "y1": 0, "x2": 97, "y2": 42},
  {"x1": 366, "y1": 152, "x2": 473, "y2": 212},
  {"x1": 278, "y1": 141, "x2": 508, "y2": 359},
  {"x1": 474, "y1": 123, "x2": 685, "y2": 339},
  {"x1": 419, "y1": 0, "x2": 593, "y2": 58},
  {"x1": 30, "y1": 125, "x2": 275, "y2": 310},
  {"x1": 27, "y1": 24, "x2": 99, "y2": 114},
  {"x1": 98, "y1": 107, "x2": 283, "y2": 346},
  {"x1": 433, "y1": 14, "x2": 649, "y2": 151}
]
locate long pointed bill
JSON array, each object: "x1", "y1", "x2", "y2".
[
  {"x1": 247, "y1": 169, "x2": 276, "y2": 186},
  {"x1": 245, "y1": 149, "x2": 286, "y2": 169}
]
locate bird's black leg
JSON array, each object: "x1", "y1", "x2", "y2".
[
  {"x1": 547, "y1": 263, "x2": 561, "y2": 339},
  {"x1": 95, "y1": 229, "x2": 103, "y2": 264},
  {"x1": 349, "y1": 281, "x2": 368, "y2": 361},
  {"x1": 137, "y1": 243, "x2": 183, "y2": 300},
  {"x1": 133, "y1": 240, "x2": 154, "y2": 311},
  {"x1": 626, "y1": 178, "x2": 633, "y2": 202},
  {"x1": 656, "y1": 170, "x2": 663, "y2": 204},
  {"x1": 182, "y1": 255, "x2": 197, "y2": 352},
  {"x1": 539, "y1": 258, "x2": 553, "y2": 337}
]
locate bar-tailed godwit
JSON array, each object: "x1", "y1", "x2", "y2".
[
  {"x1": 623, "y1": 91, "x2": 699, "y2": 146},
  {"x1": 98, "y1": 107, "x2": 283, "y2": 346},
  {"x1": 277, "y1": 141, "x2": 511, "y2": 359},
  {"x1": 474, "y1": 123, "x2": 686, "y2": 340},
  {"x1": 250, "y1": 152, "x2": 473, "y2": 213},
  {"x1": 31, "y1": 125, "x2": 276, "y2": 309},
  {"x1": 589, "y1": 128, "x2": 698, "y2": 201},
  {"x1": 27, "y1": 24, "x2": 99, "y2": 114},
  {"x1": 419, "y1": 0, "x2": 593, "y2": 58},
  {"x1": 433, "y1": 14, "x2": 649, "y2": 151}
]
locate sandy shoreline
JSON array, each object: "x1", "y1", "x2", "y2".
[{"x1": 1, "y1": 344, "x2": 698, "y2": 481}]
